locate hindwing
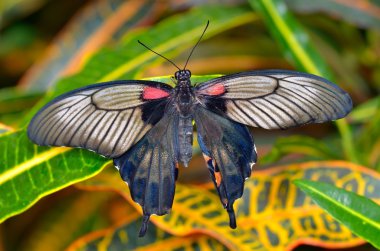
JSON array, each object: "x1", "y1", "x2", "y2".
[
  {"x1": 114, "y1": 108, "x2": 179, "y2": 236},
  {"x1": 194, "y1": 105, "x2": 256, "y2": 228}
]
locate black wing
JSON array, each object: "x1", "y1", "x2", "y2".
[
  {"x1": 114, "y1": 107, "x2": 179, "y2": 237},
  {"x1": 28, "y1": 80, "x2": 172, "y2": 158},
  {"x1": 195, "y1": 70, "x2": 352, "y2": 129},
  {"x1": 194, "y1": 105, "x2": 256, "y2": 228}
]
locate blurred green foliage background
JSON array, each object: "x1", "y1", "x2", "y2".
[{"x1": 1, "y1": 0, "x2": 380, "y2": 250}]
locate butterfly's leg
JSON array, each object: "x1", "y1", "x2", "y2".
[{"x1": 139, "y1": 214, "x2": 151, "y2": 237}]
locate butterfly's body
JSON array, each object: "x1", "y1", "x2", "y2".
[
  {"x1": 173, "y1": 70, "x2": 195, "y2": 166},
  {"x1": 28, "y1": 68, "x2": 352, "y2": 237},
  {"x1": 28, "y1": 23, "x2": 353, "y2": 237}
]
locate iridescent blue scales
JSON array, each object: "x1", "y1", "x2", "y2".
[{"x1": 28, "y1": 70, "x2": 352, "y2": 236}]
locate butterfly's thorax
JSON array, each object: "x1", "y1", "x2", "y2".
[{"x1": 176, "y1": 80, "x2": 194, "y2": 115}]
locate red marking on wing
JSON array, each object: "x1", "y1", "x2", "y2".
[
  {"x1": 143, "y1": 87, "x2": 170, "y2": 100},
  {"x1": 199, "y1": 83, "x2": 226, "y2": 96}
]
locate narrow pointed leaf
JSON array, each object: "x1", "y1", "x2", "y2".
[{"x1": 294, "y1": 179, "x2": 380, "y2": 249}]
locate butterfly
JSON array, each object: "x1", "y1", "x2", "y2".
[{"x1": 27, "y1": 22, "x2": 352, "y2": 237}]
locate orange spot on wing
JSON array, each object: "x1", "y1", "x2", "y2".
[
  {"x1": 215, "y1": 171, "x2": 222, "y2": 187},
  {"x1": 202, "y1": 154, "x2": 212, "y2": 162}
]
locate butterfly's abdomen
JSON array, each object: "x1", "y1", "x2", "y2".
[{"x1": 178, "y1": 116, "x2": 193, "y2": 167}]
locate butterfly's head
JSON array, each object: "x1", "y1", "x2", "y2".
[{"x1": 174, "y1": 69, "x2": 191, "y2": 81}]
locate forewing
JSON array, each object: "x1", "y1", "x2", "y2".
[
  {"x1": 114, "y1": 108, "x2": 179, "y2": 235},
  {"x1": 194, "y1": 105, "x2": 256, "y2": 227},
  {"x1": 195, "y1": 70, "x2": 353, "y2": 129},
  {"x1": 28, "y1": 80, "x2": 172, "y2": 158}
]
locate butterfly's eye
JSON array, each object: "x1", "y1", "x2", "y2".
[
  {"x1": 185, "y1": 70, "x2": 191, "y2": 77},
  {"x1": 174, "y1": 71, "x2": 180, "y2": 80}
]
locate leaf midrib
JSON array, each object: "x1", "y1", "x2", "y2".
[{"x1": 0, "y1": 147, "x2": 70, "y2": 185}]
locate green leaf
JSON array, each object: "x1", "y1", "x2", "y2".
[
  {"x1": 0, "y1": 131, "x2": 109, "y2": 223},
  {"x1": 294, "y1": 179, "x2": 380, "y2": 249}
]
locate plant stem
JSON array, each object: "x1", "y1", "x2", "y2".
[{"x1": 335, "y1": 118, "x2": 359, "y2": 163}]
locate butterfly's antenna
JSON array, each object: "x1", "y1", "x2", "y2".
[
  {"x1": 183, "y1": 20, "x2": 209, "y2": 70},
  {"x1": 138, "y1": 40, "x2": 180, "y2": 71}
]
